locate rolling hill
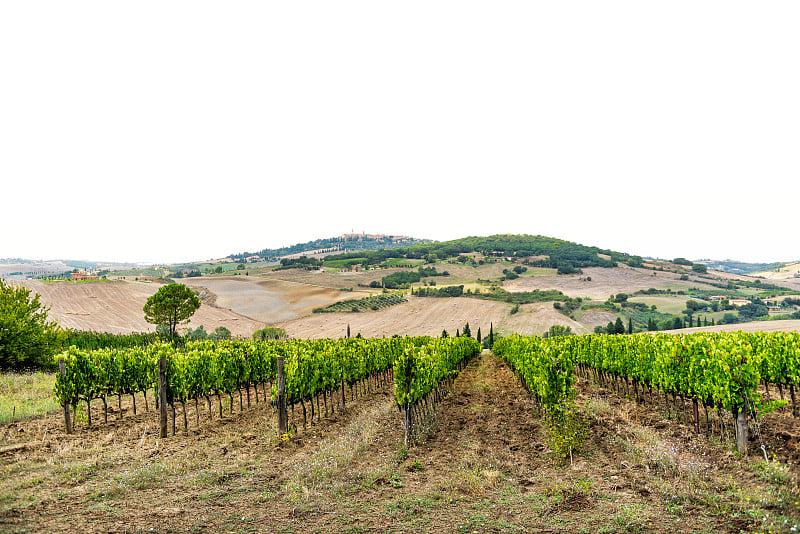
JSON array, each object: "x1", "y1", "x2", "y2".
[{"x1": 9, "y1": 234, "x2": 800, "y2": 338}]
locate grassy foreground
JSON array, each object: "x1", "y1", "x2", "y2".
[
  {"x1": 1, "y1": 355, "x2": 800, "y2": 533},
  {"x1": 0, "y1": 372, "x2": 58, "y2": 427}
]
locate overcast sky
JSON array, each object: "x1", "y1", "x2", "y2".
[{"x1": 1, "y1": 2, "x2": 798, "y2": 265}]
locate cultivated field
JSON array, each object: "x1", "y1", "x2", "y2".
[
  {"x1": 17, "y1": 280, "x2": 264, "y2": 338},
  {"x1": 14, "y1": 258, "x2": 800, "y2": 340},
  {"x1": 503, "y1": 265, "x2": 720, "y2": 301},
  {"x1": 2, "y1": 352, "x2": 800, "y2": 533},
  {"x1": 275, "y1": 296, "x2": 515, "y2": 338},
  {"x1": 179, "y1": 276, "x2": 366, "y2": 323}
]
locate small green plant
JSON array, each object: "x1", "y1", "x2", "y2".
[
  {"x1": 395, "y1": 444, "x2": 409, "y2": 463},
  {"x1": 546, "y1": 406, "x2": 589, "y2": 462},
  {"x1": 755, "y1": 458, "x2": 791, "y2": 485}
]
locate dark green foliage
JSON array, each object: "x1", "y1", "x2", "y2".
[
  {"x1": 378, "y1": 266, "x2": 448, "y2": 289},
  {"x1": 276, "y1": 256, "x2": 323, "y2": 270},
  {"x1": 720, "y1": 313, "x2": 739, "y2": 324},
  {"x1": 738, "y1": 300, "x2": 768, "y2": 321},
  {"x1": 462, "y1": 323, "x2": 471, "y2": 338},
  {"x1": 323, "y1": 234, "x2": 625, "y2": 273},
  {"x1": 415, "y1": 285, "x2": 464, "y2": 298},
  {"x1": 252, "y1": 327, "x2": 288, "y2": 340},
  {"x1": 474, "y1": 287, "x2": 577, "y2": 307},
  {"x1": 0, "y1": 279, "x2": 63, "y2": 370},
  {"x1": 229, "y1": 235, "x2": 429, "y2": 262},
  {"x1": 143, "y1": 283, "x2": 201, "y2": 339},
  {"x1": 602, "y1": 318, "x2": 626, "y2": 335},
  {"x1": 210, "y1": 326, "x2": 231, "y2": 340},
  {"x1": 543, "y1": 325, "x2": 574, "y2": 338},
  {"x1": 186, "y1": 325, "x2": 208, "y2": 340}
]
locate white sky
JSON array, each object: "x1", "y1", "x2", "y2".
[{"x1": 1, "y1": 2, "x2": 798, "y2": 265}]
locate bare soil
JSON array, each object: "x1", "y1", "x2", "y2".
[
  {"x1": 503, "y1": 265, "x2": 722, "y2": 301},
  {"x1": 180, "y1": 276, "x2": 364, "y2": 324},
  {"x1": 3, "y1": 353, "x2": 800, "y2": 533},
  {"x1": 17, "y1": 279, "x2": 264, "y2": 338},
  {"x1": 277, "y1": 296, "x2": 532, "y2": 338}
]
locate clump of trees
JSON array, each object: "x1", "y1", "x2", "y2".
[
  {"x1": 252, "y1": 327, "x2": 288, "y2": 340},
  {"x1": 276, "y1": 256, "x2": 323, "y2": 271},
  {"x1": 371, "y1": 266, "x2": 449, "y2": 289},
  {"x1": 185, "y1": 325, "x2": 232, "y2": 340},
  {"x1": 0, "y1": 279, "x2": 63, "y2": 370}
]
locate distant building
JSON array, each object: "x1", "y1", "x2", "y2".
[
  {"x1": 728, "y1": 299, "x2": 751, "y2": 307},
  {"x1": 71, "y1": 271, "x2": 97, "y2": 281}
]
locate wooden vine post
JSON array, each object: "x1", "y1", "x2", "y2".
[
  {"x1": 277, "y1": 356, "x2": 288, "y2": 435},
  {"x1": 735, "y1": 410, "x2": 748, "y2": 455},
  {"x1": 59, "y1": 359, "x2": 72, "y2": 434},
  {"x1": 159, "y1": 355, "x2": 167, "y2": 438}
]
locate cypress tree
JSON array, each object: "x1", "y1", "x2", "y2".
[
  {"x1": 476, "y1": 327, "x2": 482, "y2": 343},
  {"x1": 614, "y1": 317, "x2": 625, "y2": 335}
]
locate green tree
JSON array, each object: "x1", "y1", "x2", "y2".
[
  {"x1": 0, "y1": 280, "x2": 63, "y2": 369},
  {"x1": 462, "y1": 322, "x2": 472, "y2": 338},
  {"x1": 185, "y1": 325, "x2": 208, "y2": 340},
  {"x1": 210, "y1": 326, "x2": 231, "y2": 340},
  {"x1": 614, "y1": 317, "x2": 625, "y2": 335},
  {"x1": 543, "y1": 325, "x2": 574, "y2": 338},
  {"x1": 476, "y1": 327, "x2": 482, "y2": 343},
  {"x1": 252, "y1": 327, "x2": 287, "y2": 340},
  {"x1": 143, "y1": 283, "x2": 200, "y2": 339}
]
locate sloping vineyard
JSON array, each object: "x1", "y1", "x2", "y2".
[
  {"x1": 493, "y1": 331, "x2": 800, "y2": 455},
  {"x1": 53, "y1": 336, "x2": 480, "y2": 437}
]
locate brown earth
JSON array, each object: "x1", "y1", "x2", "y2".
[
  {"x1": 3, "y1": 352, "x2": 800, "y2": 533},
  {"x1": 503, "y1": 265, "x2": 721, "y2": 301},
  {"x1": 265, "y1": 267, "x2": 401, "y2": 290},
  {"x1": 275, "y1": 296, "x2": 585, "y2": 338},
  {"x1": 276, "y1": 296, "x2": 511, "y2": 338},
  {"x1": 17, "y1": 279, "x2": 264, "y2": 338},
  {"x1": 14, "y1": 263, "x2": 800, "y2": 340},
  {"x1": 179, "y1": 276, "x2": 365, "y2": 323}
]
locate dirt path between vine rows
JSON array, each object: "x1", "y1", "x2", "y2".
[{"x1": 3, "y1": 352, "x2": 800, "y2": 533}]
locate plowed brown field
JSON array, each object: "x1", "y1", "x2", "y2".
[{"x1": 17, "y1": 280, "x2": 264, "y2": 337}]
